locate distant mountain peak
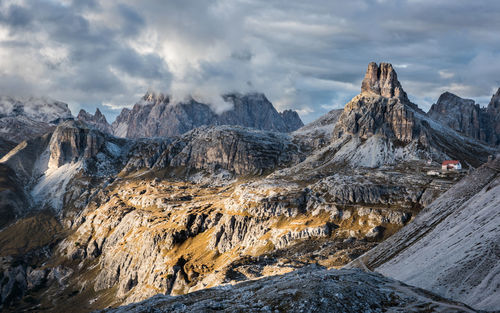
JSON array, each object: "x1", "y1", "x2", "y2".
[
  {"x1": 142, "y1": 91, "x2": 169, "y2": 104},
  {"x1": 112, "y1": 91, "x2": 303, "y2": 138},
  {"x1": 77, "y1": 108, "x2": 112, "y2": 134},
  {"x1": 428, "y1": 91, "x2": 499, "y2": 146},
  {"x1": 361, "y1": 62, "x2": 409, "y2": 102}
]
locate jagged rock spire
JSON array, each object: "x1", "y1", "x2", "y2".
[{"x1": 361, "y1": 62, "x2": 409, "y2": 102}]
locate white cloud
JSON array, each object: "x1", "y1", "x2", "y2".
[{"x1": 0, "y1": 0, "x2": 499, "y2": 124}]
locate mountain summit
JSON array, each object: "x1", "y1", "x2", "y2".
[
  {"x1": 330, "y1": 62, "x2": 493, "y2": 167},
  {"x1": 77, "y1": 108, "x2": 113, "y2": 134},
  {"x1": 361, "y1": 62, "x2": 409, "y2": 102},
  {"x1": 427, "y1": 90, "x2": 500, "y2": 146}
]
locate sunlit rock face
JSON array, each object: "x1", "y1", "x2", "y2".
[
  {"x1": 361, "y1": 62, "x2": 409, "y2": 102},
  {"x1": 334, "y1": 62, "x2": 421, "y2": 144}
]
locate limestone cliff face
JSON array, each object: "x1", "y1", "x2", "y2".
[
  {"x1": 334, "y1": 62, "x2": 420, "y2": 144},
  {"x1": 111, "y1": 92, "x2": 303, "y2": 138},
  {"x1": 77, "y1": 108, "x2": 112, "y2": 134},
  {"x1": 334, "y1": 95, "x2": 418, "y2": 144},
  {"x1": 427, "y1": 91, "x2": 498, "y2": 145},
  {"x1": 361, "y1": 62, "x2": 409, "y2": 102},
  {"x1": 331, "y1": 62, "x2": 495, "y2": 168},
  {"x1": 123, "y1": 125, "x2": 302, "y2": 176},
  {"x1": 487, "y1": 88, "x2": 500, "y2": 145},
  {"x1": 48, "y1": 121, "x2": 105, "y2": 169}
]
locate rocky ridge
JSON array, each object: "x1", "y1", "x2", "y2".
[
  {"x1": 330, "y1": 62, "x2": 494, "y2": 168},
  {"x1": 102, "y1": 266, "x2": 475, "y2": 313},
  {"x1": 427, "y1": 91, "x2": 499, "y2": 145},
  {"x1": 111, "y1": 92, "x2": 304, "y2": 138},
  {"x1": 77, "y1": 108, "x2": 113, "y2": 134},
  {"x1": 0, "y1": 96, "x2": 73, "y2": 143}
]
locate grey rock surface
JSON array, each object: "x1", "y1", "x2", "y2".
[
  {"x1": 348, "y1": 155, "x2": 500, "y2": 311},
  {"x1": 102, "y1": 266, "x2": 474, "y2": 313},
  {"x1": 0, "y1": 96, "x2": 72, "y2": 143},
  {"x1": 77, "y1": 108, "x2": 113, "y2": 134},
  {"x1": 111, "y1": 92, "x2": 303, "y2": 138},
  {"x1": 427, "y1": 91, "x2": 498, "y2": 145}
]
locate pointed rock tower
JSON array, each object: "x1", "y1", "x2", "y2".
[
  {"x1": 334, "y1": 62, "x2": 421, "y2": 144},
  {"x1": 329, "y1": 62, "x2": 494, "y2": 168},
  {"x1": 77, "y1": 108, "x2": 113, "y2": 134},
  {"x1": 361, "y1": 62, "x2": 409, "y2": 102}
]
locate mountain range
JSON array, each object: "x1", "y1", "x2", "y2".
[{"x1": 0, "y1": 62, "x2": 498, "y2": 312}]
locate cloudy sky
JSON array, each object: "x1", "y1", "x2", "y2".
[{"x1": 0, "y1": 0, "x2": 499, "y2": 123}]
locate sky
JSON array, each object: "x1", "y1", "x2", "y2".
[{"x1": 0, "y1": 0, "x2": 499, "y2": 124}]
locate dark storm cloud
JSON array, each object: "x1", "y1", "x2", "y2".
[
  {"x1": 0, "y1": 5, "x2": 33, "y2": 28},
  {"x1": 0, "y1": 0, "x2": 499, "y2": 122}
]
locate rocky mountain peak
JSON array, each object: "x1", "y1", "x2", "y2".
[
  {"x1": 280, "y1": 109, "x2": 304, "y2": 131},
  {"x1": 142, "y1": 91, "x2": 169, "y2": 104},
  {"x1": 488, "y1": 88, "x2": 500, "y2": 113},
  {"x1": 333, "y1": 62, "x2": 418, "y2": 144},
  {"x1": 487, "y1": 88, "x2": 500, "y2": 145},
  {"x1": 112, "y1": 91, "x2": 303, "y2": 138},
  {"x1": 361, "y1": 62, "x2": 409, "y2": 101},
  {"x1": 77, "y1": 108, "x2": 112, "y2": 134},
  {"x1": 428, "y1": 91, "x2": 499, "y2": 145}
]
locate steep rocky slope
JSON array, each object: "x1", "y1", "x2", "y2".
[
  {"x1": 103, "y1": 266, "x2": 475, "y2": 313},
  {"x1": 328, "y1": 62, "x2": 494, "y2": 168},
  {"x1": 487, "y1": 88, "x2": 500, "y2": 145},
  {"x1": 77, "y1": 108, "x2": 113, "y2": 134},
  {"x1": 292, "y1": 108, "x2": 343, "y2": 150},
  {"x1": 0, "y1": 96, "x2": 73, "y2": 143},
  {"x1": 0, "y1": 164, "x2": 28, "y2": 229},
  {"x1": 348, "y1": 154, "x2": 500, "y2": 311},
  {"x1": 0, "y1": 138, "x2": 15, "y2": 158},
  {"x1": 111, "y1": 92, "x2": 303, "y2": 138},
  {"x1": 428, "y1": 91, "x2": 498, "y2": 145}
]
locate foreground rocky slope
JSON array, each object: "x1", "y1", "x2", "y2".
[
  {"x1": 112, "y1": 92, "x2": 303, "y2": 138},
  {"x1": 103, "y1": 266, "x2": 475, "y2": 313},
  {"x1": 348, "y1": 154, "x2": 500, "y2": 311}
]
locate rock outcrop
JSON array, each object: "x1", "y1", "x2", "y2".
[
  {"x1": 111, "y1": 92, "x2": 303, "y2": 138},
  {"x1": 0, "y1": 138, "x2": 16, "y2": 158},
  {"x1": 361, "y1": 62, "x2": 409, "y2": 102},
  {"x1": 487, "y1": 88, "x2": 500, "y2": 145},
  {"x1": 280, "y1": 109, "x2": 304, "y2": 131},
  {"x1": 331, "y1": 62, "x2": 495, "y2": 168},
  {"x1": 427, "y1": 91, "x2": 498, "y2": 145},
  {"x1": 334, "y1": 62, "x2": 422, "y2": 144},
  {"x1": 104, "y1": 266, "x2": 474, "y2": 313},
  {"x1": 48, "y1": 120, "x2": 105, "y2": 169},
  {"x1": 0, "y1": 96, "x2": 73, "y2": 143},
  {"x1": 155, "y1": 126, "x2": 301, "y2": 175},
  {"x1": 122, "y1": 125, "x2": 302, "y2": 176},
  {"x1": 77, "y1": 108, "x2": 113, "y2": 134}
]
